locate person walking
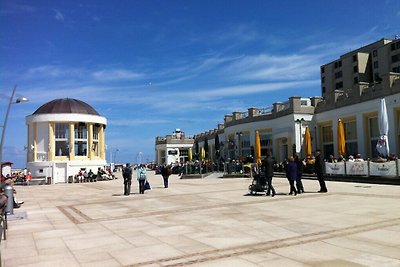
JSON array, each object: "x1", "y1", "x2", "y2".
[
  {"x1": 122, "y1": 163, "x2": 132, "y2": 195},
  {"x1": 161, "y1": 164, "x2": 171, "y2": 188},
  {"x1": 294, "y1": 154, "x2": 304, "y2": 194},
  {"x1": 286, "y1": 156, "x2": 297, "y2": 196},
  {"x1": 262, "y1": 153, "x2": 275, "y2": 197},
  {"x1": 314, "y1": 149, "x2": 328, "y2": 193},
  {"x1": 137, "y1": 164, "x2": 147, "y2": 194}
]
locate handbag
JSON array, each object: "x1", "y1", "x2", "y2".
[{"x1": 144, "y1": 180, "x2": 151, "y2": 190}]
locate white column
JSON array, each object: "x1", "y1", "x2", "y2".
[{"x1": 356, "y1": 113, "x2": 365, "y2": 157}]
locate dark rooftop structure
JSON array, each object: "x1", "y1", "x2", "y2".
[{"x1": 32, "y1": 98, "x2": 100, "y2": 116}]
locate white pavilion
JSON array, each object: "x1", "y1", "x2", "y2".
[{"x1": 25, "y1": 98, "x2": 107, "y2": 183}]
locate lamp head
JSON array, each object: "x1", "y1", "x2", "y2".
[{"x1": 16, "y1": 97, "x2": 29, "y2": 103}]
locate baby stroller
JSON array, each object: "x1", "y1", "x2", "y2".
[{"x1": 248, "y1": 172, "x2": 268, "y2": 195}]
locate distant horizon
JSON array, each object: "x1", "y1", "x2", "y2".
[{"x1": 1, "y1": 0, "x2": 399, "y2": 168}]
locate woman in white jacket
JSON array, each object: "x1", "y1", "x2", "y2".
[{"x1": 137, "y1": 164, "x2": 147, "y2": 194}]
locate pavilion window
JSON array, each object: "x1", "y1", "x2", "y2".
[
  {"x1": 92, "y1": 124, "x2": 100, "y2": 157},
  {"x1": 74, "y1": 123, "x2": 88, "y2": 156},
  {"x1": 55, "y1": 123, "x2": 69, "y2": 156}
]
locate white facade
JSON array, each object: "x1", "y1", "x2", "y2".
[
  {"x1": 155, "y1": 129, "x2": 194, "y2": 165},
  {"x1": 186, "y1": 38, "x2": 400, "y2": 162}
]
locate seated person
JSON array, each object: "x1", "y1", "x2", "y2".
[
  {"x1": 77, "y1": 170, "x2": 84, "y2": 183},
  {"x1": 83, "y1": 170, "x2": 89, "y2": 182},
  {"x1": 88, "y1": 169, "x2": 95, "y2": 182},
  {"x1": 2, "y1": 176, "x2": 24, "y2": 208},
  {"x1": 354, "y1": 154, "x2": 364, "y2": 162},
  {"x1": 97, "y1": 168, "x2": 109, "y2": 180}
]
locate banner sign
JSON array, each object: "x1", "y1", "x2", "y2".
[
  {"x1": 346, "y1": 161, "x2": 368, "y2": 175},
  {"x1": 369, "y1": 161, "x2": 397, "y2": 177},
  {"x1": 325, "y1": 162, "x2": 345, "y2": 175}
]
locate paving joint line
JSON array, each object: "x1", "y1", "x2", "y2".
[
  {"x1": 123, "y1": 217, "x2": 400, "y2": 267},
  {"x1": 57, "y1": 191, "x2": 398, "y2": 225},
  {"x1": 58, "y1": 193, "x2": 324, "y2": 224}
]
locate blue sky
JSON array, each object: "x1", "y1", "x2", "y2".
[{"x1": 1, "y1": 0, "x2": 399, "y2": 167}]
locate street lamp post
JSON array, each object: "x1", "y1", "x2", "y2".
[
  {"x1": 113, "y1": 149, "x2": 119, "y2": 165},
  {"x1": 0, "y1": 86, "x2": 29, "y2": 177},
  {"x1": 136, "y1": 152, "x2": 143, "y2": 165}
]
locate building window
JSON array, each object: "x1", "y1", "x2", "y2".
[
  {"x1": 373, "y1": 61, "x2": 379, "y2": 69},
  {"x1": 393, "y1": 66, "x2": 400, "y2": 73},
  {"x1": 179, "y1": 149, "x2": 189, "y2": 162},
  {"x1": 227, "y1": 134, "x2": 235, "y2": 160},
  {"x1": 353, "y1": 65, "x2": 358, "y2": 73},
  {"x1": 74, "y1": 123, "x2": 88, "y2": 156},
  {"x1": 55, "y1": 123, "x2": 69, "y2": 157},
  {"x1": 374, "y1": 73, "x2": 382, "y2": 82},
  {"x1": 322, "y1": 86, "x2": 326, "y2": 94},
  {"x1": 344, "y1": 120, "x2": 358, "y2": 156},
  {"x1": 338, "y1": 60, "x2": 342, "y2": 67},
  {"x1": 373, "y1": 50, "x2": 377, "y2": 57},
  {"x1": 321, "y1": 66, "x2": 325, "y2": 74},
  {"x1": 391, "y1": 43, "x2": 396, "y2": 51},
  {"x1": 335, "y1": 71, "x2": 342, "y2": 79},
  {"x1": 259, "y1": 131, "x2": 273, "y2": 159},
  {"x1": 392, "y1": 54, "x2": 399, "y2": 63},
  {"x1": 353, "y1": 54, "x2": 357, "y2": 62},
  {"x1": 321, "y1": 125, "x2": 333, "y2": 159},
  {"x1": 240, "y1": 133, "x2": 251, "y2": 158},
  {"x1": 335, "y1": 81, "x2": 343, "y2": 89},
  {"x1": 368, "y1": 117, "x2": 379, "y2": 158},
  {"x1": 354, "y1": 77, "x2": 358, "y2": 84},
  {"x1": 321, "y1": 77, "x2": 325, "y2": 83}
]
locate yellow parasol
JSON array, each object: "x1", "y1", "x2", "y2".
[
  {"x1": 200, "y1": 147, "x2": 205, "y2": 160},
  {"x1": 337, "y1": 119, "x2": 346, "y2": 157},
  {"x1": 255, "y1": 130, "x2": 262, "y2": 164},
  {"x1": 304, "y1": 126, "x2": 312, "y2": 157},
  {"x1": 188, "y1": 148, "x2": 193, "y2": 161}
]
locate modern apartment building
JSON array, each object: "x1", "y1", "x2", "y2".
[{"x1": 321, "y1": 38, "x2": 400, "y2": 98}]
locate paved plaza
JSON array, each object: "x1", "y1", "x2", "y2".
[{"x1": 2, "y1": 172, "x2": 400, "y2": 267}]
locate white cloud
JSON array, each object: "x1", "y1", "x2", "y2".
[
  {"x1": 26, "y1": 65, "x2": 79, "y2": 78},
  {"x1": 232, "y1": 54, "x2": 318, "y2": 81},
  {"x1": 91, "y1": 69, "x2": 143, "y2": 81},
  {"x1": 0, "y1": 3, "x2": 36, "y2": 15},
  {"x1": 109, "y1": 118, "x2": 171, "y2": 126},
  {"x1": 54, "y1": 9, "x2": 64, "y2": 21}
]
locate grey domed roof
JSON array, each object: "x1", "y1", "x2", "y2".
[{"x1": 33, "y1": 98, "x2": 100, "y2": 115}]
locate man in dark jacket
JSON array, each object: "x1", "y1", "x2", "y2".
[
  {"x1": 262, "y1": 153, "x2": 276, "y2": 197},
  {"x1": 314, "y1": 149, "x2": 328, "y2": 193},
  {"x1": 161, "y1": 164, "x2": 171, "y2": 188},
  {"x1": 122, "y1": 163, "x2": 132, "y2": 195},
  {"x1": 294, "y1": 154, "x2": 304, "y2": 193}
]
